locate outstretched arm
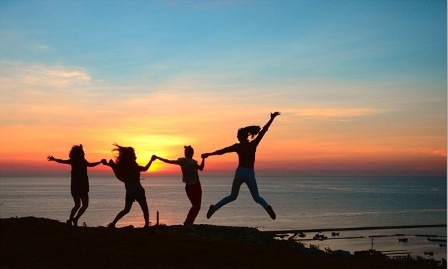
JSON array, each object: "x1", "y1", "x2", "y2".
[
  {"x1": 155, "y1": 155, "x2": 179, "y2": 165},
  {"x1": 141, "y1": 155, "x2": 157, "y2": 172},
  {"x1": 201, "y1": 144, "x2": 237, "y2": 159},
  {"x1": 47, "y1": 156, "x2": 70, "y2": 165},
  {"x1": 87, "y1": 159, "x2": 106, "y2": 167},
  {"x1": 253, "y1": 111, "x2": 281, "y2": 144}
]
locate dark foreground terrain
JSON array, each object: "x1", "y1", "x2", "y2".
[{"x1": 0, "y1": 217, "x2": 445, "y2": 268}]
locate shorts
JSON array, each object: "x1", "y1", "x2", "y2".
[{"x1": 125, "y1": 182, "x2": 146, "y2": 203}]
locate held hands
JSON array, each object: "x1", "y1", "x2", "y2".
[
  {"x1": 201, "y1": 153, "x2": 209, "y2": 159},
  {"x1": 151, "y1": 155, "x2": 157, "y2": 161},
  {"x1": 101, "y1": 159, "x2": 114, "y2": 166}
]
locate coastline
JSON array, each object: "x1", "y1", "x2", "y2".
[{"x1": 1, "y1": 217, "x2": 445, "y2": 268}]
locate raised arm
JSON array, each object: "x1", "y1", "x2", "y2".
[
  {"x1": 141, "y1": 155, "x2": 157, "y2": 172},
  {"x1": 201, "y1": 144, "x2": 237, "y2": 159},
  {"x1": 253, "y1": 111, "x2": 281, "y2": 144},
  {"x1": 47, "y1": 155, "x2": 71, "y2": 165}
]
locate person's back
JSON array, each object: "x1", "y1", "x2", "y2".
[
  {"x1": 70, "y1": 159, "x2": 89, "y2": 192},
  {"x1": 178, "y1": 157, "x2": 199, "y2": 185},
  {"x1": 235, "y1": 142, "x2": 257, "y2": 169}
]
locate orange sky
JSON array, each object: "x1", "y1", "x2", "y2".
[
  {"x1": 1, "y1": 77, "x2": 446, "y2": 176},
  {"x1": 0, "y1": 2, "x2": 446, "y2": 177}
]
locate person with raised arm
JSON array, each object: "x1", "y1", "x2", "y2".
[
  {"x1": 154, "y1": 145, "x2": 205, "y2": 231},
  {"x1": 102, "y1": 144, "x2": 156, "y2": 229},
  {"x1": 47, "y1": 144, "x2": 104, "y2": 227},
  {"x1": 202, "y1": 112, "x2": 280, "y2": 220}
]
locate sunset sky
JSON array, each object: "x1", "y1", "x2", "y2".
[{"x1": 0, "y1": 0, "x2": 446, "y2": 176}]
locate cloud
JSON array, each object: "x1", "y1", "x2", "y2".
[{"x1": 0, "y1": 60, "x2": 91, "y2": 90}]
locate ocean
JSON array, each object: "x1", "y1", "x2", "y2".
[{"x1": 0, "y1": 175, "x2": 446, "y2": 260}]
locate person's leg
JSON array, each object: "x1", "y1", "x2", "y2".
[
  {"x1": 245, "y1": 173, "x2": 276, "y2": 220},
  {"x1": 184, "y1": 182, "x2": 202, "y2": 225},
  {"x1": 69, "y1": 195, "x2": 81, "y2": 225},
  {"x1": 73, "y1": 193, "x2": 89, "y2": 227},
  {"x1": 110, "y1": 201, "x2": 133, "y2": 227},
  {"x1": 245, "y1": 174, "x2": 268, "y2": 208},
  {"x1": 207, "y1": 171, "x2": 243, "y2": 219},
  {"x1": 137, "y1": 199, "x2": 150, "y2": 227}
]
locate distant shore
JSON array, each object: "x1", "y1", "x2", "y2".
[{"x1": 0, "y1": 217, "x2": 445, "y2": 268}]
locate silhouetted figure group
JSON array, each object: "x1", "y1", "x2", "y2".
[{"x1": 48, "y1": 112, "x2": 280, "y2": 230}]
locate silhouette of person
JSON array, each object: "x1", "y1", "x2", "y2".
[
  {"x1": 102, "y1": 144, "x2": 156, "y2": 229},
  {"x1": 47, "y1": 144, "x2": 104, "y2": 227},
  {"x1": 154, "y1": 146, "x2": 205, "y2": 231},
  {"x1": 202, "y1": 112, "x2": 281, "y2": 220}
]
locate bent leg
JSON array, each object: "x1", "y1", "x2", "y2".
[
  {"x1": 73, "y1": 193, "x2": 89, "y2": 226},
  {"x1": 69, "y1": 195, "x2": 81, "y2": 224},
  {"x1": 214, "y1": 176, "x2": 243, "y2": 210},
  {"x1": 245, "y1": 176, "x2": 269, "y2": 208},
  {"x1": 110, "y1": 201, "x2": 133, "y2": 227}
]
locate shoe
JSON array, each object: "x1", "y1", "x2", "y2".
[
  {"x1": 206, "y1": 205, "x2": 215, "y2": 219},
  {"x1": 266, "y1": 205, "x2": 276, "y2": 220}
]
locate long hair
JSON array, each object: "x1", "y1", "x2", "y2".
[
  {"x1": 69, "y1": 144, "x2": 84, "y2": 161},
  {"x1": 112, "y1": 143, "x2": 137, "y2": 168},
  {"x1": 237, "y1": 125, "x2": 261, "y2": 142}
]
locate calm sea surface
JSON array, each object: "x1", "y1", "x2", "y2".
[{"x1": 0, "y1": 175, "x2": 446, "y2": 259}]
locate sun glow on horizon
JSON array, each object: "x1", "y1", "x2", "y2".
[{"x1": 0, "y1": 1, "x2": 446, "y2": 177}]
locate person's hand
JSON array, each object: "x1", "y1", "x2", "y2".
[
  {"x1": 271, "y1": 111, "x2": 281, "y2": 118},
  {"x1": 47, "y1": 155, "x2": 54, "y2": 161},
  {"x1": 201, "y1": 153, "x2": 209, "y2": 159},
  {"x1": 151, "y1": 155, "x2": 157, "y2": 161},
  {"x1": 101, "y1": 159, "x2": 108, "y2": 165}
]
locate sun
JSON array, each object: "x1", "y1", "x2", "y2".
[{"x1": 114, "y1": 133, "x2": 191, "y2": 174}]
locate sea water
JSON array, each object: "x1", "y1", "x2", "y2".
[{"x1": 0, "y1": 175, "x2": 446, "y2": 259}]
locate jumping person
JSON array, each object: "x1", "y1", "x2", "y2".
[
  {"x1": 102, "y1": 144, "x2": 156, "y2": 229},
  {"x1": 202, "y1": 112, "x2": 281, "y2": 220},
  {"x1": 47, "y1": 144, "x2": 104, "y2": 227},
  {"x1": 154, "y1": 146, "x2": 205, "y2": 231}
]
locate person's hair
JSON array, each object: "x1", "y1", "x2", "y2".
[
  {"x1": 184, "y1": 145, "x2": 194, "y2": 158},
  {"x1": 237, "y1": 125, "x2": 261, "y2": 142},
  {"x1": 69, "y1": 144, "x2": 84, "y2": 161},
  {"x1": 112, "y1": 143, "x2": 136, "y2": 168}
]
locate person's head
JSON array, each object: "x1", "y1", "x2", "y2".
[
  {"x1": 237, "y1": 125, "x2": 261, "y2": 142},
  {"x1": 184, "y1": 145, "x2": 194, "y2": 158},
  {"x1": 69, "y1": 144, "x2": 85, "y2": 161},
  {"x1": 113, "y1": 143, "x2": 136, "y2": 166}
]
